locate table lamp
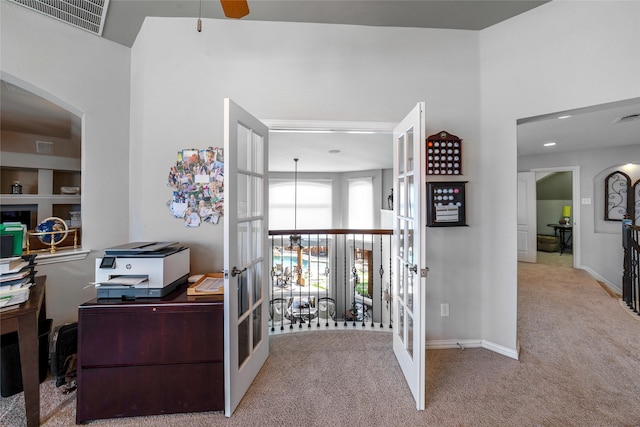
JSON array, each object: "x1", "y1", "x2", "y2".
[{"x1": 562, "y1": 205, "x2": 571, "y2": 224}]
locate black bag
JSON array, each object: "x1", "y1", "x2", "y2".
[{"x1": 49, "y1": 322, "x2": 78, "y2": 387}]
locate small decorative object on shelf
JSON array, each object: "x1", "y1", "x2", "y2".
[
  {"x1": 10, "y1": 181, "x2": 22, "y2": 194},
  {"x1": 426, "y1": 131, "x2": 462, "y2": 176},
  {"x1": 28, "y1": 217, "x2": 78, "y2": 254}
]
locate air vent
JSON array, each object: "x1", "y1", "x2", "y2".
[
  {"x1": 36, "y1": 141, "x2": 54, "y2": 155},
  {"x1": 9, "y1": 0, "x2": 110, "y2": 36},
  {"x1": 612, "y1": 114, "x2": 640, "y2": 124}
]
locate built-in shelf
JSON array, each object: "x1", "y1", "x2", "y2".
[{"x1": 1, "y1": 159, "x2": 81, "y2": 231}]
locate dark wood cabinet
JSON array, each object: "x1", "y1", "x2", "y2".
[{"x1": 76, "y1": 287, "x2": 224, "y2": 423}]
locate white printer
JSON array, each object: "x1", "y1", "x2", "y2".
[{"x1": 95, "y1": 242, "x2": 190, "y2": 299}]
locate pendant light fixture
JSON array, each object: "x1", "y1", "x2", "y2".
[
  {"x1": 290, "y1": 158, "x2": 302, "y2": 248},
  {"x1": 197, "y1": 1, "x2": 202, "y2": 32}
]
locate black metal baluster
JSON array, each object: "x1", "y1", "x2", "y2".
[
  {"x1": 361, "y1": 233, "x2": 366, "y2": 327},
  {"x1": 352, "y1": 234, "x2": 357, "y2": 327},
  {"x1": 389, "y1": 233, "x2": 393, "y2": 329},
  {"x1": 379, "y1": 234, "x2": 384, "y2": 328},
  {"x1": 336, "y1": 235, "x2": 338, "y2": 327},
  {"x1": 343, "y1": 234, "x2": 348, "y2": 327},
  {"x1": 316, "y1": 234, "x2": 321, "y2": 328}
]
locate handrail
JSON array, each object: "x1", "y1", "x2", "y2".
[{"x1": 269, "y1": 228, "x2": 393, "y2": 236}]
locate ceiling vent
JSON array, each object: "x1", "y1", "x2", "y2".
[
  {"x1": 612, "y1": 113, "x2": 640, "y2": 124},
  {"x1": 36, "y1": 140, "x2": 54, "y2": 155},
  {"x1": 9, "y1": 0, "x2": 110, "y2": 36}
]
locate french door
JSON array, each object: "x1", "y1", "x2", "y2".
[
  {"x1": 392, "y1": 102, "x2": 427, "y2": 410},
  {"x1": 223, "y1": 98, "x2": 269, "y2": 416}
]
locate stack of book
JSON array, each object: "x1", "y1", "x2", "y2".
[{"x1": 0, "y1": 255, "x2": 37, "y2": 311}]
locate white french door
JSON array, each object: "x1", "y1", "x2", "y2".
[
  {"x1": 392, "y1": 102, "x2": 427, "y2": 410},
  {"x1": 223, "y1": 98, "x2": 269, "y2": 416}
]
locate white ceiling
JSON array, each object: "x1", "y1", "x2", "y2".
[{"x1": 3, "y1": 1, "x2": 639, "y2": 173}]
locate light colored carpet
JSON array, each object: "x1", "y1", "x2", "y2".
[
  {"x1": 2, "y1": 261, "x2": 640, "y2": 426},
  {"x1": 536, "y1": 250, "x2": 573, "y2": 268}
]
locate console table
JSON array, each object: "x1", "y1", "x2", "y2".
[
  {"x1": 0, "y1": 276, "x2": 46, "y2": 427},
  {"x1": 547, "y1": 224, "x2": 573, "y2": 255},
  {"x1": 76, "y1": 285, "x2": 224, "y2": 423}
]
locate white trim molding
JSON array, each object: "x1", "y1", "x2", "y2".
[{"x1": 426, "y1": 338, "x2": 520, "y2": 360}]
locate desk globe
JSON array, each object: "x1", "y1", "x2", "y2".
[{"x1": 35, "y1": 217, "x2": 69, "y2": 246}]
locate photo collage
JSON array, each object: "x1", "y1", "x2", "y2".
[{"x1": 167, "y1": 147, "x2": 224, "y2": 227}]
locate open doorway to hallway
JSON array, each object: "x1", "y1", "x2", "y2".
[{"x1": 534, "y1": 170, "x2": 574, "y2": 268}]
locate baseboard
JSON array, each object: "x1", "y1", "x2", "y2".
[
  {"x1": 426, "y1": 338, "x2": 519, "y2": 360},
  {"x1": 578, "y1": 266, "x2": 621, "y2": 295}
]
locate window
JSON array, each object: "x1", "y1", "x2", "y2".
[
  {"x1": 348, "y1": 177, "x2": 374, "y2": 228},
  {"x1": 269, "y1": 179, "x2": 332, "y2": 229}
]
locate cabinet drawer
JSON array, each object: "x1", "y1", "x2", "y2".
[
  {"x1": 79, "y1": 305, "x2": 223, "y2": 367},
  {"x1": 76, "y1": 362, "x2": 223, "y2": 422}
]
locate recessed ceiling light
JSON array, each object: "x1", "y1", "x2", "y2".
[
  {"x1": 557, "y1": 115, "x2": 571, "y2": 119},
  {"x1": 328, "y1": 149, "x2": 341, "y2": 154},
  {"x1": 544, "y1": 142, "x2": 557, "y2": 147}
]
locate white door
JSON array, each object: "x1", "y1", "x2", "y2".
[
  {"x1": 517, "y1": 172, "x2": 537, "y2": 263},
  {"x1": 223, "y1": 98, "x2": 269, "y2": 416},
  {"x1": 392, "y1": 102, "x2": 427, "y2": 410}
]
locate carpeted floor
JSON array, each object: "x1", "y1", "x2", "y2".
[
  {"x1": 2, "y1": 261, "x2": 640, "y2": 426},
  {"x1": 535, "y1": 250, "x2": 573, "y2": 268}
]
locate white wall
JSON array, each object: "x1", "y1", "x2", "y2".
[
  {"x1": 4, "y1": 0, "x2": 638, "y2": 353},
  {"x1": 519, "y1": 144, "x2": 640, "y2": 292},
  {"x1": 1, "y1": 2, "x2": 131, "y2": 325},
  {"x1": 480, "y1": 0, "x2": 640, "y2": 349},
  {"x1": 537, "y1": 200, "x2": 573, "y2": 234},
  {"x1": 130, "y1": 18, "x2": 485, "y2": 343}
]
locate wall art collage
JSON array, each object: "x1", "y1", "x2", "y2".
[{"x1": 166, "y1": 147, "x2": 224, "y2": 227}]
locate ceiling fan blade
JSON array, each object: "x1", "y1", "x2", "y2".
[{"x1": 220, "y1": 0, "x2": 250, "y2": 19}]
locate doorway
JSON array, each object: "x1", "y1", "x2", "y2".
[{"x1": 527, "y1": 166, "x2": 579, "y2": 268}]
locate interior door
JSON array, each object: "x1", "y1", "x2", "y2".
[
  {"x1": 517, "y1": 172, "x2": 537, "y2": 263},
  {"x1": 223, "y1": 98, "x2": 269, "y2": 416},
  {"x1": 392, "y1": 102, "x2": 427, "y2": 410}
]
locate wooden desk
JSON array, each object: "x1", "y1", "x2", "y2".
[
  {"x1": 76, "y1": 286, "x2": 224, "y2": 423},
  {"x1": 0, "y1": 276, "x2": 46, "y2": 427}
]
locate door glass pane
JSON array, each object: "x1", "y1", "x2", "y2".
[
  {"x1": 238, "y1": 173, "x2": 249, "y2": 218},
  {"x1": 253, "y1": 176, "x2": 263, "y2": 217},
  {"x1": 237, "y1": 124, "x2": 251, "y2": 171},
  {"x1": 253, "y1": 261, "x2": 263, "y2": 303},
  {"x1": 397, "y1": 305, "x2": 405, "y2": 343},
  {"x1": 407, "y1": 267, "x2": 414, "y2": 312},
  {"x1": 407, "y1": 175, "x2": 415, "y2": 219},
  {"x1": 238, "y1": 316, "x2": 250, "y2": 367},
  {"x1": 399, "y1": 178, "x2": 405, "y2": 217},
  {"x1": 407, "y1": 314, "x2": 414, "y2": 357},
  {"x1": 252, "y1": 219, "x2": 262, "y2": 260},
  {"x1": 407, "y1": 226, "x2": 414, "y2": 266},
  {"x1": 398, "y1": 220, "x2": 405, "y2": 258},
  {"x1": 398, "y1": 136, "x2": 405, "y2": 174},
  {"x1": 238, "y1": 271, "x2": 249, "y2": 317},
  {"x1": 252, "y1": 304, "x2": 262, "y2": 349},
  {"x1": 397, "y1": 258, "x2": 405, "y2": 302},
  {"x1": 253, "y1": 133, "x2": 264, "y2": 174},
  {"x1": 238, "y1": 221, "x2": 249, "y2": 266},
  {"x1": 407, "y1": 128, "x2": 414, "y2": 172}
]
